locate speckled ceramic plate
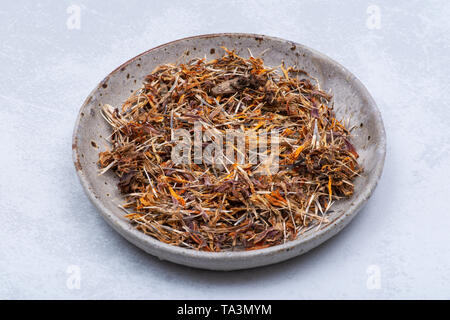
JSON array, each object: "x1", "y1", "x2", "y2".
[{"x1": 72, "y1": 33, "x2": 386, "y2": 270}]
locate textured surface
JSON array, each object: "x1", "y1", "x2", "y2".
[{"x1": 1, "y1": 0, "x2": 449, "y2": 298}]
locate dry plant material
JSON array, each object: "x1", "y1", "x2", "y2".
[{"x1": 98, "y1": 48, "x2": 362, "y2": 251}]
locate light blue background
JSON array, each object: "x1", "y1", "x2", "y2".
[{"x1": 1, "y1": 0, "x2": 449, "y2": 299}]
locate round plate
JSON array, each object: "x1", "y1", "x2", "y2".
[{"x1": 72, "y1": 33, "x2": 386, "y2": 270}]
